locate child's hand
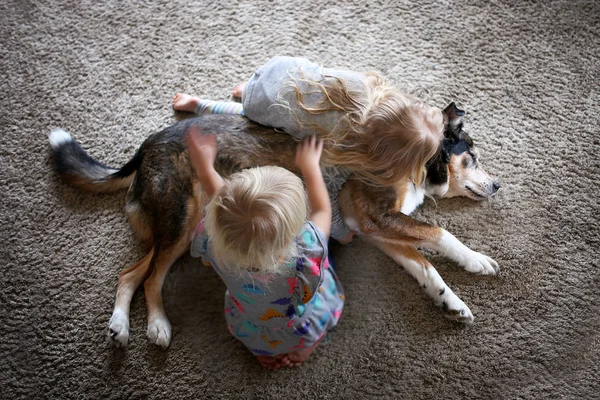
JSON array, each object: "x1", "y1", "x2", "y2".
[
  {"x1": 295, "y1": 135, "x2": 331, "y2": 238},
  {"x1": 186, "y1": 127, "x2": 224, "y2": 197},
  {"x1": 295, "y1": 135, "x2": 323, "y2": 173},
  {"x1": 187, "y1": 127, "x2": 218, "y2": 175}
]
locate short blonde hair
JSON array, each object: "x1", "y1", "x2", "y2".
[
  {"x1": 204, "y1": 166, "x2": 308, "y2": 274},
  {"x1": 288, "y1": 70, "x2": 444, "y2": 186}
]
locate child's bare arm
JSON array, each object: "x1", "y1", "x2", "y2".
[
  {"x1": 295, "y1": 135, "x2": 331, "y2": 238},
  {"x1": 186, "y1": 128, "x2": 224, "y2": 197}
]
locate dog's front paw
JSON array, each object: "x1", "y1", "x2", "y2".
[
  {"x1": 463, "y1": 251, "x2": 499, "y2": 275},
  {"x1": 147, "y1": 316, "x2": 171, "y2": 348},
  {"x1": 438, "y1": 292, "x2": 474, "y2": 324},
  {"x1": 108, "y1": 309, "x2": 130, "y2": 347}
]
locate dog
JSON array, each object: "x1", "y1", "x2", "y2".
[{"x1": 48, "y1": 102, "x2": 499, "y2": 348}]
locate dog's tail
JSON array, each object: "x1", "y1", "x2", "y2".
[{"x1": 48, "y1": 128, "x2": 140, "y2": 193}]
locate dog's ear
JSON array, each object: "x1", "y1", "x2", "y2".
[{"x1": 443, "y1": 102, "x2": 465, "y2": 140}]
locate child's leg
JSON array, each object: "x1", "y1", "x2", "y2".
[{"x1": 172, "y1": 93, "x2": 244, "y2": 115}]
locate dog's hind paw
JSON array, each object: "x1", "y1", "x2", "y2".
[
  {"x1": 147, "y1": 317, "x2": 171, "y2": 348},
  {"x1": 108, "y1": 309, "x2": 130, "y2": 347},
  {"x1": 463, "y1": 251, "x2": 499, "y2": 275}
]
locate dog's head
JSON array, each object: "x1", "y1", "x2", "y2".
[{"x1": 425, "y1": 102, "x2": 500, "y2": 200}]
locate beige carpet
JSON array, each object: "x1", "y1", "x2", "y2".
[{"x1": 1, "y1": 0, "x2": 599, "y2": 398}]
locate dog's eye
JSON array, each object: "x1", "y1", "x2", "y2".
[{"x1": 467, "y1": 152, "x2": 478, "y2": 168}]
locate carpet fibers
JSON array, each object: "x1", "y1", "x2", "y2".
[{"x1": 1, "y1": 0, "x2": 599, "y2": 398}]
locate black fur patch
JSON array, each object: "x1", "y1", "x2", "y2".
[
  {"x1": 426, "y1": 151, "x2": 449, "y2": 186},
  {"x1": 444, "y1": 137, "x2": 470, "y2": 156},
  {"x1": 442, "y1": 301, "x2": 449, "y2": 312}
]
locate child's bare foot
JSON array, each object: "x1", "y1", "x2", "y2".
[
  {"x1": 173, "y1": 93, "x2": 200, "y2": 113},
  {"x1": 232, "y1": 83, "x2": 245, "y2": 99},
  {"x1": 285, "y1": 336, "x2": 324, "y2": 367},
  {"x1": 257, "y1": 335, "x2": 326, "y2": 370},
  {"x1": 256, "y1": 354, "x2": 292, "y2": 370}
]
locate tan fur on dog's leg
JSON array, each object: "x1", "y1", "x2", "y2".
[
  {"x1": 125, "y1": 200, "x2": 152, "y2": 245},
  {"x1": 143, "y1": 240, "x2": 190, "y2": 348},
  {"x1": 369, "y1": 238, "x2": 474, "y2": 323},
  {"x1": 108, "y1": 250, "x2": 154, "y2": 347},
  {"x1": 143, "y1": 196, "x2": 202, "y2": 348}
]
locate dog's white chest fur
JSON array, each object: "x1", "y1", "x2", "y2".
[{"x1": 401, "y1": 183, "x2": 425, "y2": 215}]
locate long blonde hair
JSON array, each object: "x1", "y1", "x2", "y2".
[
  {"x1": 204, "y1": 166, "x2": 308, "y2": 274},
  {"x1": 288, "y1": 70, "x2": 444, "y2": 186}
]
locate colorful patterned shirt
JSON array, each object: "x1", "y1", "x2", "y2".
[{"x1": 191, "y1": 221, "x2": 345, "y2": 356}]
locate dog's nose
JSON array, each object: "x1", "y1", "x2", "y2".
[{"x1": 492, "y1": 181, "x2": 501, "y2": 193}]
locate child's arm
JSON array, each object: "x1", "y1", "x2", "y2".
[
  {"x1": 295, "y1": 135, "x2": 331, "y2": 238},
  {"x1": 186, "y1": 128, "x2": 224, "y2": 197}
]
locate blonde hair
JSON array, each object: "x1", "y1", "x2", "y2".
[
  {"x1": 204, "y1": 166, "x2": 308, "y2": 274},
  {"x1": 288, "y1": 70, "x2": 444, "y2": 186}
]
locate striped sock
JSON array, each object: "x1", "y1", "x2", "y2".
[{"x1": 194, "y1": 100, "x2": 244, "y2": 116}]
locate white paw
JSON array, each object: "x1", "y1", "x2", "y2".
[
  {"x1": 462, "y1": 251, "x2": 499, "y2": 275},
  {"x1": 108, "y1": 309, "x2": 130, "y2": 347},
  {"x1": 147, "y1": 316, "x2": 171, "y2": 348},
  {"x1": 439, "y1": 292, "x2": 474, "y2": 324}
]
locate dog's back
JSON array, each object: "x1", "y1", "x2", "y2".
[
  {"x1": 50, "y1": 115, "x2": 299, "y2": 248},
  {"x1": 126, "y1": 116, "x2": 299, "y2": 248}
]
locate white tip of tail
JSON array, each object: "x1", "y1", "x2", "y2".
[{"x1": 48, "y1": 128, "x2": 73, "y2": 149}]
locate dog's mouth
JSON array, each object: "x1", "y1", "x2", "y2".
[{"x1": 465, "y1": 185, "x2": 488, "y2": 200}]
